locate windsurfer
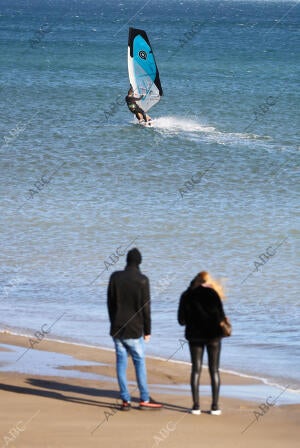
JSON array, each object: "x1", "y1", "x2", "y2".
[{"x1": 125, "y1": 86, "x2": 151, "y2": 123}]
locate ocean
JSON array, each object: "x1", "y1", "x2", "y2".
[{"x1": 0, "y1": 0, "x2": 299, "y2": 392}]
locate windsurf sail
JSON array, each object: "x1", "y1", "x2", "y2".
[{"x1": 128, "y1": 27, "x2": 163, "y2": 113}]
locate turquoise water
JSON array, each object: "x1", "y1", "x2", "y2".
[{"x1": 0, "y1": 0, "x2": 299, "y2": 389}]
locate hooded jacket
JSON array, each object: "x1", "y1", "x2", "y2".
[
  {"x1": 178, "y1": 285, "x2": 225, "y2": 340},
  {"x1": 107, "y1": 249, "x2": 151, "y2": 339}
]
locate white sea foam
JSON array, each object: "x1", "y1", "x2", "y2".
[
  {"x1": 150, "y1": 116, "x2": 216, "y2": 133},
  {"x1": 149, "y1": 115, "x2": 274, "y2": 149}
]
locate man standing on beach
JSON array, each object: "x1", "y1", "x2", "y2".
[{"x1": 107, "y1": 247, "x2": 162, "y2": 411}]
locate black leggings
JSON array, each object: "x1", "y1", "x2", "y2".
[{"x1": 189, "y1": 339, "x2": 221, "y2": 408}]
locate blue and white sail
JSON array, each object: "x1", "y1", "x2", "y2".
[{"x1": 128, "y1": 27, "x2": 163, "y2": 113}]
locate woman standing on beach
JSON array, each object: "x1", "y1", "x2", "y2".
[{"x1": 178, "y1": 271, "x2": 226, "y2": 415}]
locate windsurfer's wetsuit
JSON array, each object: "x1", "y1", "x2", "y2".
[{"x1": 125, "y1": 93, "x2": 149, "y2": 122}]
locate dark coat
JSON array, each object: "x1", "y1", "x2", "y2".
[
  {"x1": 178, "y1": 285, "x2": 225, "y2": 341},
  {"x1": 107, "y1": 265, "x2": 151, "y2": 339}
]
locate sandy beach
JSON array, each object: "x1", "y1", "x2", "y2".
[{"x1": 0, "y1": 332, "x2": 299, "y2": 448}]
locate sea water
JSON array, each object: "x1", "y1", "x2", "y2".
[{"x1": 0, "y1": 0, "x2": 299, "y2": 392}]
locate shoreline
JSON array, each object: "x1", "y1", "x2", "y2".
[
  {"x1": 1, "y1": 332, "x2": 299, "y2": 447},
  {"x1": 1, "y1": 328, "x2": 299, "y2": 395},
  {"x1": 0, "y1": 331, "x2": 299, "y2": 404}
]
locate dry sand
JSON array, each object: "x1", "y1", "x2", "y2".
[{"x1": 0, "y1": 332, "x2": 299, "y2": 448}]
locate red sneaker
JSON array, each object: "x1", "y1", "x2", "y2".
[
  {"x1": 121, "y1": 401, "x2": 131, "y2": 411},
  {"x1": 139, "y1": 398, "x2": 163, "y2": 410}
]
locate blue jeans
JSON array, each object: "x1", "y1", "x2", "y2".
[{"x1": 113, "y1": 337, "x2": 149, "y2": 402}]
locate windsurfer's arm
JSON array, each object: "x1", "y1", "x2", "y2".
[{"x1": 130, "y1": 94, "x2": 145, "y2": 102}]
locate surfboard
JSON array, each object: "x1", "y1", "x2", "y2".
[
  {"x1": 139, "y1": 120, "x2": 153, "y2": 127},
  {"x1": 128, "y1": 28, "x2": 163, "y2": 114}
]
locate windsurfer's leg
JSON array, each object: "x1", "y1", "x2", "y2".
[
  {"x1": 139, "y1": 108, "x2": 151, "y2": 122},
  {"x1": 135, "y1": 105, "x2": 147, "y2": 122},
  {"x1": 136, "y1": 112, "x2": 144, "y2": 122},
  {"x1": 140, "y1": 109, "x2": 151, "y2": 122}
]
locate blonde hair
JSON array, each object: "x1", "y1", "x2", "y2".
[{"x1": 192, "y1": 271, "x2": 225, "y2": 300}]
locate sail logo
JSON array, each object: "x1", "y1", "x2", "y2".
[{"x1": 139, "y1": 50, "x2": 147, "y2": 60}]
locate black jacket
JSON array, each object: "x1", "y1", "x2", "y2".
[
  {"x1": 178, "y1": 285, "x2": 225, "y2": 340},
  {"x1": 107, "y1": 265, "x2": 151, "y2": 339}
]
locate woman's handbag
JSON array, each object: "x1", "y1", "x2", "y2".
[{"x1": 220, "y1": 316, "x2": 232, "y2": 337}]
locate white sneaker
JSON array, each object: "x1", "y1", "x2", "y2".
[
  {"x1": 211, "y1": 409, "x2": 222, "y2": 416},
  {"x1": 190, "y1": 406, "x2": 201, "y2": 415}
]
